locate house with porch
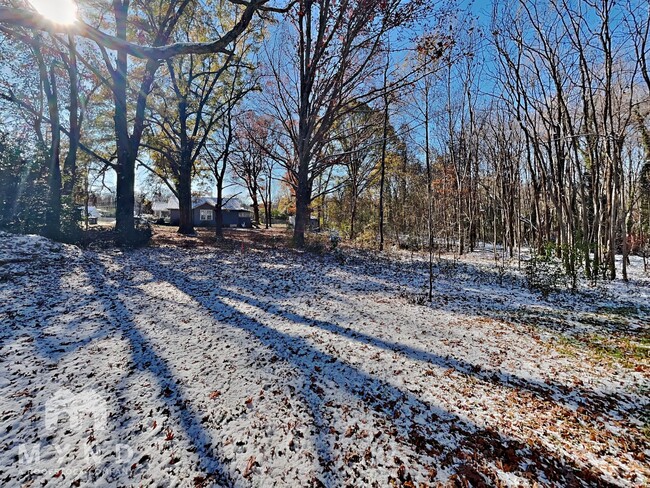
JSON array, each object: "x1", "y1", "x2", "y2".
[{"x1": 152, "y1": 201, "x2": 171, "y2": 222}]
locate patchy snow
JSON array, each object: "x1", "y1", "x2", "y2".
[{"x1": 0, "y1": 232, "x2": 648, "y2": 487}]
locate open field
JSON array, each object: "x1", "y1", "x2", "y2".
[{"x1": 0, "y1": 229, "x2": 648, "y2": 487}]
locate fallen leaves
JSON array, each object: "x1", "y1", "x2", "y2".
[
  {"x1": 243, "y1": 455, "x2": 256, "y2": 478},
  {"x1": 1, "y1": 234, "x2": 648, "y2": 487},
  {"x1": 343, "y1": 450, "x2": 361, "y2": 465}
]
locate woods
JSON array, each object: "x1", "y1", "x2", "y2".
[{"x1": 0, "y1": 0, "x2": 649, "y2": 279}]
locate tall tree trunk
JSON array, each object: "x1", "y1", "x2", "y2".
[
  {"x1": 425, "y1": 84, "x2": 434, "y2": 302},
  {"x1": 177, "y1": 167, "x2": 194, "y2": 235},
  {"x1": 113, "y1": 1, "x2": 135, "y2": 242},
  {"x1": 112, "y1": 2, "x2": 166, "y2": 244},
  {"x1": 44, "y1": 61, "x2": 62, "y2": 238},
  {"x1": 293, "y1": 167, "x2": 311, "y2": 248},
  {"x1": 176, "y1": 98, "x2": 195, "y2": 235},
  {"x1": 33, "y1": 43, "x2": 62, "y2": 238},
  {"x1": 350, "y1": 190, "x2": 358, "y2": 240},
  {"x1": 266, "y1": 172, "x2": 273, "y2": 229},
  {"x1": 378, "y1": 49, "x2": 390, "y2": 251},
  {"x1": 250, "y1": 183, "x2": 261, "y2": 224},
  {"x1": 62, "y1": 34, "x2": 80, "y2": 199},
  {"x1": 215, "y1": 181, "x2": 224, "y2": 240},
  {"x1": 293, "y1": 3, "x2": 313, "y2": 249}
]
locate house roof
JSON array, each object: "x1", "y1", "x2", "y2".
[
  {"x1": 162, "y1": 196, "x2": 251, "y2": 212},
  {"x1": 151, "y1": 201, "x2": 169, "y2": 212}
]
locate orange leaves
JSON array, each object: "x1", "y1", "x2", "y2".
[
  {"x1": 344, "y1": 423, "x2": 359, "y2": 437},
  {"x1": 243, "y1": 455, "x2": 256, "y2": 478}
]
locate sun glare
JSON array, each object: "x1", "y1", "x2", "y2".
[{"x1": 30, "y1": 0, "x2": 78, "y2": 25}]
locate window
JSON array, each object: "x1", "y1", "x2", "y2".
[
  {"x1": 200, "y1": 209, "x2": 214, "y2": 221},
  {"x1": 238, "y1": 212, "x2": 249, "y2": 218}
]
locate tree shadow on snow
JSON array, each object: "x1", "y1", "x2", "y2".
[
  {"x1": 86, "y1": 257, "x2": 238, "y2": 486},
  {"x1": 0, "y1": 255, "x2": 237, "y2": 486},
  {"x1": 147, "y1": 247, "x2": 641, "y2": 421},
  {"x1": 0, "y1": 258, "x2": 108, "y2": 363},
  {"x1": 1, "y1": 246, "x2": 639, "y2": 486},
  {"x1": 135, "y1": 250, "x2": 622, "y2": 487}
]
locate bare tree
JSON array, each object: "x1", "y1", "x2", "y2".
[{"x1": 260, "y1": 0, "x2": 435, "y2": 247}]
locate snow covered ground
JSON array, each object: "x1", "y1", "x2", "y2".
[{"x1": 0, "y1": 231, "x2": 648, "y2": 487}]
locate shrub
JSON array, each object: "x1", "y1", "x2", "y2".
[
  {"x1": 525, "y1": 244, "x2": 573, "y2": 297},
  {"x1": 329, "y1": 230, "x2": 341, "y2": 250},
  {"x1": 120, "y1": 222, "x2": 153, "y2": 248},
  {"x1": 0, "y1": 136, "x2": 49, "y2": 235}
]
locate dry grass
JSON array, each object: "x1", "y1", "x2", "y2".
[{"x1": 150, "y1": 224, "x2": 293, "y2": 251}]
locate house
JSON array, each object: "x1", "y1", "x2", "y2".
[
  {"x1": 159, "y1": 196, "x2": 253, "y2": 228},
  {"x1": 288, "y1": 215, "x2": 320, "y2": 231},
  {"x1": 152, "y1": 200, "x2": 171, "y2": 222},
  {"x1": 79, "y1": 206, "x2": 102, "y2": 225}
]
